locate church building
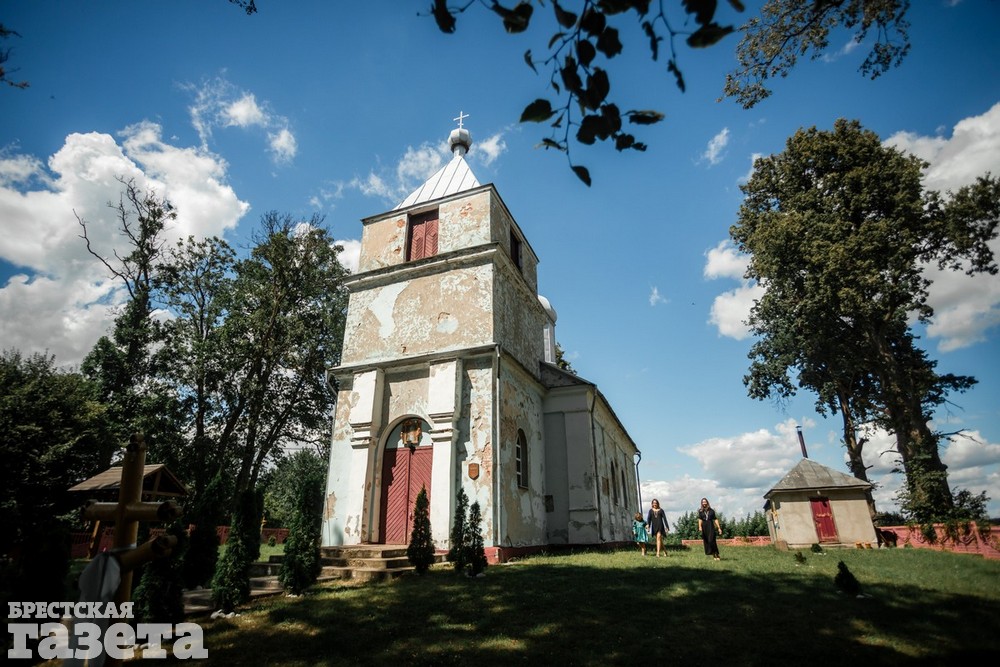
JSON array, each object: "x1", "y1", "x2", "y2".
[{"x1": 321, "y1": 121, "x2": 641, "y2": 562}]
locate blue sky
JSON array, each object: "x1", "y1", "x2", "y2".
[{"x1": 2, "y1": 1, "x2": 998, "y2": 522}]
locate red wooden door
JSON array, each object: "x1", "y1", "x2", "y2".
[
  {"x1": 810, "y1": 497, "x2": 838, "y2": 542},
  {"x1": 379, "y1": 446, "x2": 433, "y2": 544}
]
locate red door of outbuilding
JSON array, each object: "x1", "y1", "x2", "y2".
[
  {"x1": 379, "y1": 445, "x2": 433, "y2": 544},
  {"x1": 810, "y1": 497, "x2": 838, "y2": 542}
]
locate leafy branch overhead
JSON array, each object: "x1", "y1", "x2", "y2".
[{"x1": 429, "y1": 0, "x2": 745, "y2": 185}]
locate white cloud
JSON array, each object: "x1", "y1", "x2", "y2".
[
  {"x1": 942, "y1": 431, "x2": 1000, "y2": 470},
  {"x1": 648, "y1": 286, "x2": 667, "y2": 306},
  {"x1": 186, "y1": 75, "x2": 296, "y2": 166},
  {"x1": 644, "y1": 418, "x2": 823, "y2": 524},
  {"x1": 701, "y1": 127, "x2": 729, "y2": 166},
  {"x1": 224, "y1": 93, "x2": 266, "y2": 128},
  {"x1": 703, "y1": 240, "x2": 748, "y2": 280},
  {"x1": 474, "y1": 132, "x2": 507, "y2": 166},
  {"x1": 336, "y1": 238, "x2": 361, "y2": 274},
  {"x1": 0, "y1": 126, "x2": 249, "y2": 369},
  {"x1": 886, "y1": 101, "x2": 1000, "y2": 351},
  {"x1": 708, "y1": 284, "x2": 762, "y2": 340},
  {"x1": 268, "y1": 127, "x2": 298, "y2": 163},
  {"x1": 353, "y1": 140, "x2": 451, "y2": 206}
]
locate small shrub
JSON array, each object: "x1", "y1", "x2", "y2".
[
  {"x1": 268, "y1": 535, "x2": 277, "y2": 547},
  {"x1": 464, "y1": 501, "x2": 488, "y2": 576},
  {"x1": 810, "y1": 543, "x2": 823, "y2": 553},
  {"x1": 447, "y1": 488, "x2": 469, "y2": 572},
  {"x1": 279, "y1": 453, "x2": 325, "y2": 595},
  {"x1": 407, "y1": 486, "x2": 435, "y2": 574}
]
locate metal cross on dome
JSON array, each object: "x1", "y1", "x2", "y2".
[{"x1": 454, "y1": 110, "x2": 469, "y2": 129}]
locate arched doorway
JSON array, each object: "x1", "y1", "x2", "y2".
[{"x1": 378, "y1": 417, "x2": 433, "y2": 544}]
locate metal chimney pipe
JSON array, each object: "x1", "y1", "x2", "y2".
[{"x1": 796, "y1": 425, "x2": 809, "y2": 458}]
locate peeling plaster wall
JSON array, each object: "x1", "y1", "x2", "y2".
[
  {"x1": 592, "y1": 400, "x2": 637, "y2": 541},
  {"x1": 497, "y1": 359, "x2": 547, "y2": 547},
  {"x1": 494, "y1": 266, "x2": 546, "y2": 377},
  {"x1": 357, "y1": 191, "x2": 495, "y2": 273},
  {"x1": 489, "y1": 195, "x2": 538, "y2": 295},
  {"x1": 384, "y1": 368, "x2": 430, "y2": 421},
  {"x1": 341, "y1": 265, "x2": 495, "y2": 364},
  {"x1": 455, "y1": 356, "x2": 496, "y2": 544},
  {"x1": 322, "y1": 374, "x2": 374, "y2": 546}
]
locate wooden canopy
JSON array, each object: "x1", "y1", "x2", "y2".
[{"x1": 68, "y1": 464, "x2": 188, "y2": 498}]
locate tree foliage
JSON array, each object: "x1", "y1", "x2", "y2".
[
  {"x1": 0, "y1": 351, "x2": 109, "y2": 603},
  {"x1": 262, "y1": 448, "x2": 328, "y2": 528},
  {"x1": 724, "y1": 0, "x2": 911, "y2": 109},
  {"x1": 407, "y1": 486, "x2": 436, "y2": 574},
  {"x1": 78, "y1": 178, "x2": 179, "y2": 469},
  {"x1": 430, "y1": 0, "x2": 744, "y2": 183},
  {"x1": 79, "y1": 182, "x2": 350, "y2": 526},
  {"x1": 0, "y1": 23, "x2": 28, "y2": 89},
  {"x1": 731, "y1": 119, "x2": 1000, "y2": 522},
  {"x1": 279, "y1": 451, "x2": 325, "y2": 594}
]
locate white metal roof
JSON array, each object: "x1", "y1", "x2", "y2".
[{"x1": 394, "y1": 154, "x2": 481, "y2": 210}]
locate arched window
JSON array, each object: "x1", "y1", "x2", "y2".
[
  {"x1": 516, "y1": 429, "x2": 528, "y2": 489},
  {"x1": 619, "y1": 466, "x2": 628, "y2": 504}
]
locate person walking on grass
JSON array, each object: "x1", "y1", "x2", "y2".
[
  {"x1": 633, "y1": 512, "x2": 649, "y2": 556},
  {"x1": 698, "y1": 497, "x2": 723, "y2": 561},
  {"x1": 646, "y1": 499, "x2": 669, "y2": 557}
]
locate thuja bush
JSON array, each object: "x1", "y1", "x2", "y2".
[
  {"x1": 279, "y1": 456, "x2": 324, "y2": 595},
  {"x1": 464, "y1": 501, "x2": 487, "y2": 577},
  {"x1": 407, "y1": 486, "x2": 435, "y2": 574},
  {"x1": 447, "y1": 488, "x2": 469, "y2": 572},
  {"x1": 182, "y1": 474, "x2": 227, "y2": 589},
  {"x1": 134, "y1": 520, "x2": 188, "y2": 624},
  {"x1": 212, "y1": 489, "x2": 260, "y2": 612}
]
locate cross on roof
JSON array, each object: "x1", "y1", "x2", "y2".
[{"x1": 454, "y1": 110, "x2": 469, "y2": 129}]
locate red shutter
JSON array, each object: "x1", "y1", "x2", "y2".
[
  {"x1": 409, "y1": 222, "x2": 426, "y2": 260},
  {"x1": 424, "y1": 217, "x2": 439, "y2": 257},
  {"x1": 407, "y1": 213, "x2": 439, "y2": 261}
]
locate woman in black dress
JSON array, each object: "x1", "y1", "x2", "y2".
[
  {"x1": 698, "y1": 497, "x2": 722, "y2": 560},
  {"x1": 646, "y1": 498, "x2": 669, "y2": 557}
]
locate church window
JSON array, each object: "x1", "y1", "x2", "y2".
[
  {"x1": 611, "y1": 462, "x2": 618, "y2": 505},
  {"x1": 516, "y1": 429, "x2": 528, "y2": 489},
  {"x1": 407, "y1": 210, "x2": 439, "y2": 261},
  {"x1": 509, "y1": 229, "x2": 522, "y2": 271}
]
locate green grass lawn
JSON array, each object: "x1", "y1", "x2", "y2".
[{"x1": 142, "y1": 545, "x2": 999, "y2": 666}]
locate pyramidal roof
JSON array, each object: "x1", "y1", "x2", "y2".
[
  {"x1": 395, "y1": 122, "x2": 481, "y2": 211},
  {"x1": 766, "y1": 458, "x2": 871, "y2": 496}
]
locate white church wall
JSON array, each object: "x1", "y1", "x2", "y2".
[
  {"x1": 543, "y1": 411, "x2": 570, "y2": 544},
  {"x1": 493, "y1": 264, "x2": 546, "y2": 379},
  {"x1": 340, "y1": 264, "x2": 495, "y2": 364},
  {"x1": 455, "y1": 356, "x2": 497, "y2": 544},
  {"x1": 497, "y1": 359, "x2": 547, "y2": 547}
]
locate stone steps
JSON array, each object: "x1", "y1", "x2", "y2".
[{"x1": 184, "y1": 545, "x2": 446, "y2": 616}]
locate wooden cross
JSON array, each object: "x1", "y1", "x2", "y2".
[
  {"x1": 454, "y1": 110, "x2": 469, "y2": 129},
  {"x1": 82, "y1": 433, "x2": 183, "y2": 607}
]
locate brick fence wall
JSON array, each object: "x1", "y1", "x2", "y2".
[
  {"x1": 682, "y1": 524, "x2": 1000, "y2": 560},
  {"x1": 70, "y1": 525, "x2": 291, "y2": 558}
]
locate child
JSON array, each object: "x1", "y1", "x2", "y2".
[{"x1": 633, "y1": 512, "x2": 649, "y2": 556}]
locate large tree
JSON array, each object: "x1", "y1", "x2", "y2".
[
  {"x1": 210, "y1": 212, "x2": 349, "y2": 495},
  {"x1": 78, "y1": 178, "x2": 179, "y2": 468},
  {"x1": 154, "y1": 236, "x2": 238, "y2": 494},
  {"x1": 731, "y1": 119, "x2": 999, "y2": 522},
  {"x1": 0, "y1": 350, "x2": 111, "y2": 600}
]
